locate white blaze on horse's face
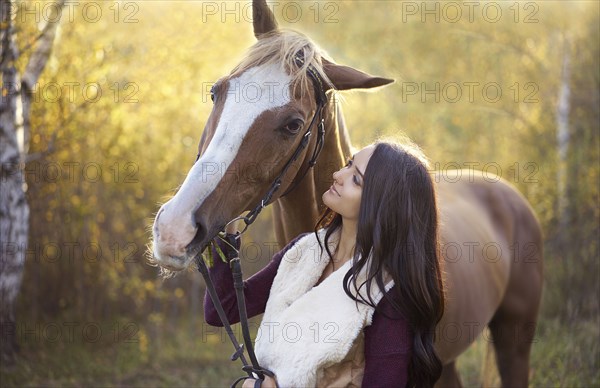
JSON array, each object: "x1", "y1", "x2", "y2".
[{"x1": 152, "y1": 63, "x2": 292, "y2": 271}]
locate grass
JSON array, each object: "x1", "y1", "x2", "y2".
[
  {"x1": 456, "y1": 318, "x2": 600, "y2": 387},
  {"x1": 1, "y1": 315, "x2": 598, "y2": 387},
  {"x1": 1, "y1": 316, "x2": 239, "y2": 387}
]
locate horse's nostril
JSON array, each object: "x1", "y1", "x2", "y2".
[{"x1": 153, "y1": 208, "x2": 165, "y2": 237}]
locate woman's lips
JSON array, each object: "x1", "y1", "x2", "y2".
[{"x1": 330, "y1": 185, "x2": 341, "y2": 197}]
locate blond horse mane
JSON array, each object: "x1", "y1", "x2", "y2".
[{"x1": 231, "y1": 29, "x2": 334, "y2": 97}]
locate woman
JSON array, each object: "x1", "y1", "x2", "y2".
[{"x1": 205, "y1": 140, "x2": 445, "y2": 387}]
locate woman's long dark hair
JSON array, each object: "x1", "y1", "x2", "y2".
[{"x1": 316, "y1": 140, "x2": 445, "y2": 387}]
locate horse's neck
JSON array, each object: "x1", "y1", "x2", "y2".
[
  {"x1": 332, "y1": 102, "x2": 353, "y2": 159},
  {"x1": 312, "y1": 98, "x2": 353, "y2": 206},
  {"x1": 273, "y1": 97, "x2": 351, "y2": 246}
]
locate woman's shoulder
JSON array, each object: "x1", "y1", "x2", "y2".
[
  {"x1": 289, "y1": 231, "x2": 312, "y2": 245},
  {"x1": 372, "y1": 290, "x2": 412, "y2": 339},
  {"x1": 366, "y1": 290, "x2": 412, "y2": 356},
  {"x1": 282, "y1": 231, "x2": 312, "y2": 251},
  {"x1": 281, "y1": 229, "x2": 329, "y2": 253},
  {"x1": 271, "y1": 231, "x2": 314, "y2": 262}
]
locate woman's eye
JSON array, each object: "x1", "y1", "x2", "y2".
[
  {"x1": 353, "y1": 175, "x2": 360, "y2": 185},
  {"x1": 283, "y1": 119, "x2": 303, "y2": 134},
  {"x1": 210, "y1": 85, "x2": 216, "y2": 102}
]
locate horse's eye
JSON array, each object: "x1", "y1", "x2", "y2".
[{"x1": 283, "y1": 119, "x2": 303, "y2": 134}]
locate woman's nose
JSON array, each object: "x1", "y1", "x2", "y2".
[{"x1": 332, "y1": 169, "x2": 340, "y2": 182}]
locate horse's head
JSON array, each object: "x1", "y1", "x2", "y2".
[{"x1": 151, "y1": 0, "x2": 393, "y2": 273}]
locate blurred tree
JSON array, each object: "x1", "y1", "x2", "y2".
[{"x1": 0, "y1": 0, "x2": 65, "y2": 363}]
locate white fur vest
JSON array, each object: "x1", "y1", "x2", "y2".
[{"x1": 254, "y1": 229, "x2": 394, "y2": 387}]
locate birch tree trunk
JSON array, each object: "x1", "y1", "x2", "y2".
[{"x1": 1, "y1": 0, "x2": 64, "y2": 363}]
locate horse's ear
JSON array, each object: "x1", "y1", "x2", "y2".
[
  {"x1": 253, "y1": 0, "x2": 278, "y2": 38},
  {"x1": 322, "y1": 58, "x2": 394, "y2": 91}
]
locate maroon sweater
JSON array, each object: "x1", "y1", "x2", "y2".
[{"x1": 203, "y1": 234, "x2": 411, "y2": 387}]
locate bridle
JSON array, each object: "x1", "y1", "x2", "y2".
[
  {"x1": 194, "y1": 53, "x2": 329, "y2": 387},
  {"x1": 224, "y1": 54, "x2": 328, "y2": 233}
]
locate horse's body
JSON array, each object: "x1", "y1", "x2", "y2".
[{"x1": 151, "y1": 1, "x2": 543, "y2": 386}]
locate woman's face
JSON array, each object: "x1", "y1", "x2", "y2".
[{"x1": 322, "y1": 145, "x2": 375, "y2": 221}]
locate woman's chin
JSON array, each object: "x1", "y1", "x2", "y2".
[{"x1": 322, "y1": 191, "x2": 333, "y2": 206}]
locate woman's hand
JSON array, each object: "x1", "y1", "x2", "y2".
[
  {"x1": 225, "y1": 221, "x2": 239, "y2": 234},
  {"x1": 241, "y1": 375, "x2": 277, "y2": 388}
]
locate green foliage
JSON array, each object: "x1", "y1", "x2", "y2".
[{"x1": 202, "y1": 234, "x2": 233, "y2": 268}]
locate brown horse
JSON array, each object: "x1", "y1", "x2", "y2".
[{"x1": 151, "y1": 1, "x2": 543, "y2": 386}]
